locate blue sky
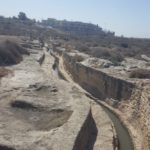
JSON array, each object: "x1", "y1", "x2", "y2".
[{"x1": 0, "y1": 0, "x2": 150, "y2": 38}]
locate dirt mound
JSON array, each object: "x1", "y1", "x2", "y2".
[{"x1": 0, "y1": 40, "x2": 29, "y2": 66}]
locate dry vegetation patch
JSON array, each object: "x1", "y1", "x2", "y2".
[
  {"x1": 86, "y1": 47, "x2": 124, "y2": 65},
  {"x1": 129, "y1": 69, "x2": 150, "y2": 79},
  {"x1": 0, "y1": 40, "x2": 29, "y2": 66}
]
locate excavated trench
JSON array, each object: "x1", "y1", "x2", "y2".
[
  {"x1": 52, "y1": 57, "x2": 66, "y2": 80},
  {"x1": 52, "y1": 57, "x2": 98, "y2": 150},
  {"x1": 102, "y1": 106, "x2": 134, "y2": 150},
  {"x1": 52, "y1": 54, "x2": 134, "y2": 150}
]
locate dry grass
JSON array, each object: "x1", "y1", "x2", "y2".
[
  {"x1": 86, "y1": 47, "x2": 124, "y2": 65},
  {"x1": 129, "y1": 69, "x2": 150, "y2": 79},
  {"x1": 0, "y1": 40, "x2": 29, "y2": 66}
]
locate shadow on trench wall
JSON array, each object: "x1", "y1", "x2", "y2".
[{"x1": 73, "y1": 110, "x2": 98, "y2": 150}]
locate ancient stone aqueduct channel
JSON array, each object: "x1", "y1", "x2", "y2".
[{"x1": 47, "y1": 44, "x2": 136, "y2": 150}]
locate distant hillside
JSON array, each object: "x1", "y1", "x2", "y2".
[
  {"x1": 41, "y1": 18, "x2": 115, "y2": 37},
  {"x1": 0, "y1": 13, "x2": 150, "y2": 63},
  {"x1": 0, "y1": 15, "x2": 36, "y2": 37},
  {"x1": 0, "y1": 14, "x2": 117, "y2": 40},
  {"x1": 0, "y1": 14, "x2": 66, "y2": 41}
]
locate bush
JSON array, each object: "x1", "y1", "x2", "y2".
[
  {"x1": 90, "y1": 47, "x2": 124, "y2": 65},
  {"x1": 108, "y1": 52, "x2": 124, "y2": 65},
  {"x1": 129, "y1": 69, "x2": 150, "y2": 79},
  {"x1": 0, "y1": 40, "x2": 29, "y2": 66},
  {"x1": 90, "y1": 48, "x2": 111, "y2": 58},
  {"x1": 74, "y1": 43, "x2": 90, "y2": 52},
  {"x1": 120, "y1": 43, "x2": 128, "y2": 48}
]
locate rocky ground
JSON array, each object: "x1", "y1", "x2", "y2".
[
  {"x1": 0, "y1": 37, "x2": 116, "y2": 150},
  {"x1": 0, "y1": 35, "x2": 149, "y2": 150}
]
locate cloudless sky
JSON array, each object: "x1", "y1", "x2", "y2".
[{"x1": 0, "y1": 0, "x2": 150, "y2": 38}]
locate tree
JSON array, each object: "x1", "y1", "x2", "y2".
[{"x1": 18, "y1": 12, "x2": 28, "y2": 20}]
